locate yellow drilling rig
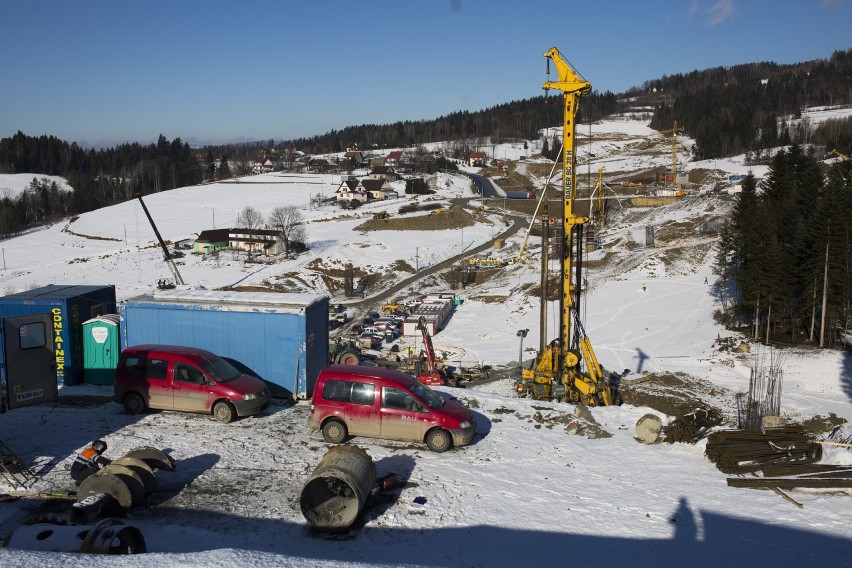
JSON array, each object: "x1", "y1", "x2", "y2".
[{"x1": 517, "y1": 48, "x2": 612, "y2": 407}]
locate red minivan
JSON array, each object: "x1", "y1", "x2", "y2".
[
  {"x1": 113, "y1": 344, "x2": 270, "y2": 423},
  {"x1": 307, "y1": 365, "x2": 476, "y2": 452}
]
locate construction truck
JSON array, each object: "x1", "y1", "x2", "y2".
[
  {"x1": 381, "y1": 298, "x2": 405, "y2": 315},
  {"x1": 516, "y1": 48, "x2": 612, "y2": 407},
  {"x1": 467, "y1": 257, "x2": 507, "y2": 268}
]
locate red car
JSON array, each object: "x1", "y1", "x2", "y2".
[
  {"x1": 307, "y1": 365, "x2": 476, "y2": 452},
  {"x1": 113, "y1": 344, "x2": 270, "y2": 423}
]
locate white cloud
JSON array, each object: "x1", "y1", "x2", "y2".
[
  {"x1": 707, "y1": 0, "x2": 735, "y2": 26},
  {"x1": 687, "y1": 0, "x2": 701, "y2": 17}
]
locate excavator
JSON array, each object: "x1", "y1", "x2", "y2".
[
  {"x1": 516, "y1": 48, "x2": 612, "y2": 407},
  {"x1": 412, "y1": 316, "x2": 457, "y2": 387}
]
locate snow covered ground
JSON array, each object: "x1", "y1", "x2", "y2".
[{"x1": 0, "y1": 111, "x2": 850, "y2": 566}]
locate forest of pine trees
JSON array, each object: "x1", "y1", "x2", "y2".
[
  {"x1": 0, "y1": 132, "x2": 202, "y2": 237},
  {"x1": 714, "y1": 147, "x2": 852, "y2": 347},
  {"x1": 647, "y1": 49, "x2": 852, "y2": 160}
]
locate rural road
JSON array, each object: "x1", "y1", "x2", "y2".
[{"x1": 342, "y1": 203, "x2": 528, "y2": 315}]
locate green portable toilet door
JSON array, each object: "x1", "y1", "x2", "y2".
[{"x1": 83, "y1": 316, "x2": 120, "y2": 385}]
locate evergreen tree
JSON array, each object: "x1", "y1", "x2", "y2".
[{"x1": 218, "y1": 157, "x2": 232, "y2": 180}]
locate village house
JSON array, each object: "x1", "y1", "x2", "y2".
[
  {"x1": 360, "y1": 178, "x2": 393, "y2": 200},
  {"x1": 468, "y1": 151, "x2": 486, "y2": 167},
  {"x1": 386, "y1": 150, "x2": 403, "y2": 168},
  {"x1": 193, "y1": 228, "x2": 282, "y2": 255},
  {"x1": 228, "y1": 228, "x2": 281, "y2": 255},
  {"x1": 342, "y1": 150, "x2": 366, "y2": 168},
  {"x1": 335, "y1": 178, "x2": 370, "y2": 203},
  {"x1": 368, "y1": 165, "x2": 400, "y2": 181},
  {"x1": 252, "y1": 158, "x2": 275, "y2": 174},
  {"x1": 193, "y1": 229, "x2": 230, "y2": 254},
  {"x1": 307, "y1": 157, "x2": 338, "y2": 173}
]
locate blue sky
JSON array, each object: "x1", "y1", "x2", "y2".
[{"x1": 1, "y1": 0, "x2": 849, "y2": 148}]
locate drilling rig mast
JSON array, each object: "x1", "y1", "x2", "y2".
[{"x1": 517, "y1": 48, "x2": 611, "y2": 406}]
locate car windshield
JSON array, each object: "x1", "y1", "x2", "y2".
[
  {"x1": 199, "y1": 355, "x2": 241, "y2": 383},
  {"x1": 408, "y1": 381, "x2": 444, "y2": 409}
]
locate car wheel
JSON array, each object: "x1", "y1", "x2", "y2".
[
  {"x1": 123, "y1": 392, "x2": 146, "y2": 415},
  {"x1": 426, "y1": 428, "x2": 452, "y2": 452},
  {"x1": 322, "y1": 419, "x2": 348, "y2": 444},
  {"x1": 213, "y1": 401, "x2": 236, "y2": 423}
]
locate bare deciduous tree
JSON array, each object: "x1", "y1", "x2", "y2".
[
  {"x1": 236, "y1": 206, "x2": 263, "y2": 230},
  {"x1": 236, "y1": 206, "x2": 264, "y2": 258},
  {"x1": 268, "y1": 205, "x2": 306, "y2": 253}
]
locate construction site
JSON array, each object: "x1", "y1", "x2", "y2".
[{"x1": 0, "y1": 48, "x2": 850, "y2": 565}]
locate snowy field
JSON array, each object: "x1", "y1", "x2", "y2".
[{"x1": 0, "y1": 109, "x2": 850, "y2": 566}]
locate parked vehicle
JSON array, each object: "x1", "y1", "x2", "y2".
[
  {"x1": 357, "y1": 333, "x2": 382, "y2": 349},
  {"x1": 307, "y1": 365, "x2": 476, "y2": 452},
  {"x1": 349, "y1": 324, "x2": 363, "y2": 335},
  {"x1": 113, "y1": 344, "x2": 270, "y2": 423}
]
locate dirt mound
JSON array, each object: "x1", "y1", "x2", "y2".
[
  {"x1": 617, "y1": 372, "x2": 734, "y2": 421},
  {"x1": 355, "y1": 207, "x2": 476, "y2": 232}
]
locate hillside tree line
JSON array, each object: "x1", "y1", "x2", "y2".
[
  {"x1": 647, "y1": 49, "x2": 852, "y2": 160},
  {"x1": 0, "y1": 132, "x2": 203, "y2": 237}
]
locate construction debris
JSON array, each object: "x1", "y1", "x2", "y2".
[
  {"x1": 664, "y1": 404, "x2": 723, "y2": 444},
  {"x1": 5, "y1": 518, "x2": 146, "y2": 554},
  {"x1": 727, "y1": 477, "x2": 852, "y2": 490},
  {"x1": 705, "y1": 425, "x2": 822, "y2": 475}
]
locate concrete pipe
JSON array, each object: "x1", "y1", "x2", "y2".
[
  {"x1": 76, "y1": 471, "x2": 133, "y2": 509},
  {"x1": 111, "y1": 457, "x2": 157, "y2": 496},
  {"x1": 123, "y1": 446, "x2": 176, "y2": 472},
  {"x1": 300, "y1": 445, "x2": 376, "y2": 530},
  {"x1": 5, "y1": 518, "x2": 146, "y2": 554}
]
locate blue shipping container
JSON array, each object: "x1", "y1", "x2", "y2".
[
  {"x1": 119, "y1": 289, "x2": 328, "y2": 399},
  {"x1": 0, "y1": 285, "x2": 117, "y2": 385}
]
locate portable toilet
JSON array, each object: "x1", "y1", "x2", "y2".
[
  {"x1": 82, "y1": 314, "x2": 121, "y2": 385},
  {"x1": 0, "y1": 285, "x2": 117, "y2": 385}
]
